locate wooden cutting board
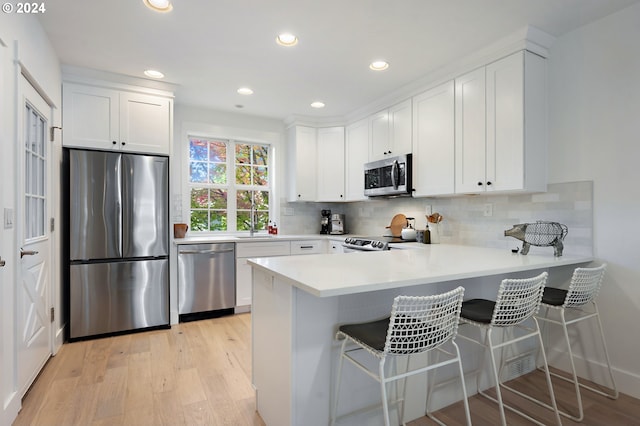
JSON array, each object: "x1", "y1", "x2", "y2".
[{"x1": 386, "y1": 213, "x2": 407, "y2": 237}]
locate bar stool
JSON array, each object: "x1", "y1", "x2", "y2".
[
  {"x1": 457, "y1": 272, "x2": 561, "y2": 426},
  {"x1": 535, "y1": 264, "x2": 618, "y2": 421},
  {"x1": 330, "y1": 287, "x2": 471, "y2": 426}
]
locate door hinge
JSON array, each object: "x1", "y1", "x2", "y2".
[
  {"x1": 50, "y1": 307, "x2": 55, "y2": 323},
  {"x1": 50, "y1": 217, "x2": 55, "y2": 232}
]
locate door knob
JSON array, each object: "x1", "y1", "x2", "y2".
[{"x1": 20, "y1": 249, "x2": 39, "y2": 258}]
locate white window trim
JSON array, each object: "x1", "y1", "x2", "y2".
[{"x1": 183, "y1": 134, "x2": 274, "y2": 234}]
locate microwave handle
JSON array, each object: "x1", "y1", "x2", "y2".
[{"x1": 391, "y1": 160, "x2": 399, "y2": 189}]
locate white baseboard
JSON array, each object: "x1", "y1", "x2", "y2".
[
  {"x1": 547, "y1": 346, "x2": 640, "y2": 399},
  {"x1": 2, "y1": 389, "x2": 21, "y2": 426}
]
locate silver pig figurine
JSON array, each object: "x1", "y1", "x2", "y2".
[{"x1": 504, "y1": 221, "x2": 568, "y2": 257}]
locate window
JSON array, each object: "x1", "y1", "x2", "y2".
[
  {"x1": 188, "y1": 136, "x2": 270, "y2": 232},
  {"x1": 24, "y1": 102, "x2": 47, "y2": 240}
]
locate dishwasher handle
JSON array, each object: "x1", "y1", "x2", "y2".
[{"x1": 179, "y1": 248, "x2": 235, "y2": 255}]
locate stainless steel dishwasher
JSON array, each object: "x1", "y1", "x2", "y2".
[{"x1": 178, "y1": 243, "x2": 235, "y2": 320}]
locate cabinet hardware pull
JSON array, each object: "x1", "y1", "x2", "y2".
[
  {"x1": 486, "y1": 181, "x2": 492, "y2": 186},
  {"x1": 112, "y1": 141, "x2": 117, "y2": 145},
  {"x1": 300, "y1": 245, "x2": 314, "y2": 249},
  {"x1": 179, "y1": 249, "x2": 234, "y2": 255},
  {"x1": 477, "y1": 181, "x2": 483, "y2": 186}
]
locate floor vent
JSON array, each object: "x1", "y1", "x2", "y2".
[{"x1": 506, "y1": 354, "x2": 536, "y2": 380}]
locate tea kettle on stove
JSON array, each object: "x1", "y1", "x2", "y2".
[{"x1": 401, "y1": 217, "x2": 416, "y2": 241}]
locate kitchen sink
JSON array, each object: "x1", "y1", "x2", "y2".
[{"x1": 235, "y1": 235, "x2": 276, "y2": 239}]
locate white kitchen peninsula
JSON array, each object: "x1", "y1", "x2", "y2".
[{"x1": 248, "y1": 244, "x2": 593, "y2": 426}]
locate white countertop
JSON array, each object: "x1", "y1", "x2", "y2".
[
  {"x1": 173, "y1": 234, "x2": 352, "y2": 245},
  {"x1": 248, "y1": 244, "x2": 593, "y2": 297}
]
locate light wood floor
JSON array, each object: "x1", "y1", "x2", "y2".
[
  {"x1": 14, "y1": 314, "x2": 264, "y2": 426},
  {"x1": 14, "y1": 313, "x2": 640, "y2": 425}
]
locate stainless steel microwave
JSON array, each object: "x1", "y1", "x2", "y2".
[{"x1": 364, "y1": 154, "x2": 412, "y2": 197}]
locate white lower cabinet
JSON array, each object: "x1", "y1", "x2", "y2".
[
  {"x1": 290, "y1": 239, "x2": 324, "y2": 255},
  {"x1": 236, "y1": 239, "x2": 324, "y2": 308},
  {"x1": 328, "y1": 240, "x2": 345, "y2": 253},
  {"x1": 235, "y1": 241, "x2": 291, "y2": 308}
]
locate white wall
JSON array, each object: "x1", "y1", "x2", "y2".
[
  {"x1": 546, "y1": 3, "x2": 640, "y2": 396},
  {"x1": 169, "y1": 104, "x2": 284, "y2": 323},
  {"x1": 0, "y1": 13, "x2": 62, "y2": 425}
]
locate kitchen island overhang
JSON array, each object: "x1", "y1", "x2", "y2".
[
  {"x1": 249, "y1": 244, "x2": 593, "y2": 426},
  {"x1": 248, "y1": 244, "x2": 593, "y2": 298}
]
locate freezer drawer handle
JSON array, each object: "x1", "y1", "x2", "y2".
[
  {"x1": 20, "y1": 248, "x2": 39, "y2": 258},
  {"x1": 179, "y1": 249, "x2": 235, "y2": 255}
]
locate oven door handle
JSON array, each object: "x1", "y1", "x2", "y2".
[{"x1": 391, "y1": 160, "x2": 399, "y2": 190}]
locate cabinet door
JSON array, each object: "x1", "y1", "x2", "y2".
[
  {"x1": 62, "y1": 83, "x2": 119, "y2": 150},
  {"x1": 119, "y1": 92, "x2": 172, "y2": 155},
  {"x1": 486, "y1": 52, "x2": 524, "y2": 192},
  {"x1": 345, "y1": 118, "x2": 369, "y2": 201},
  {"x1": 389, "y1": 99, "x2": 412, "y2": 156},
  {"x1": 236, "y1": 258, "x2": 252, "y2": 307},
  {"x1": 369, "y1": 109, "x2": 390, "y2": 161},
  {"x1": 290, "y1": 240, "x2": 323, "y2": 255},
  {"x1": 329, "y1": 241, "x2": 344, "y2": 253},
  {"x1": 287, "y1": 126, "x2": 317, "y2": 202},
  {"x1": 455, "y1": 66, "x2": 487, "y2": 193},
  {"x1": 316, "y1": 127, "x2": 345, "y2": 202},
  {"x1": 412, "y1": 81, "x2": 455, "y2": 197}
]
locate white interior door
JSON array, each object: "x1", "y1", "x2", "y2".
[{"x1": 16, "y1": 75, "x2": 52, "y2": 397}]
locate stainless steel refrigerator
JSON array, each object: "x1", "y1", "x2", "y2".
[{"x1": 66, "y1": 149, "x2": 169, "y2": 339}]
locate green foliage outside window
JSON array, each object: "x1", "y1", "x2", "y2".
[{"x1": 188, "y1": 137, "x2": 270, "y2": 232}]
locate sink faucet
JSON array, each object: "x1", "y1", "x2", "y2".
[{"x1": 249, "y1": 197, "x2": 256, "y2": 237}]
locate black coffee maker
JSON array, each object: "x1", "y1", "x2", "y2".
[{"x1": 320, "y1": 209, "x2": 331, "y2": 234}]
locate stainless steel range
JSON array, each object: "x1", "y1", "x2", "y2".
[{"x1": 343, "y1": 237, "x2": 392, "y2": 252}]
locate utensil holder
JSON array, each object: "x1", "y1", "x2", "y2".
[{"x1": 429, "y1": 223, "x2": 440, "y2": 244}]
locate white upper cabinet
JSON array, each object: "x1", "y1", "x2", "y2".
[
  {"x1": 369, "y1": 99, "x2": 412, "y2": 161},
  {"x1": 412, "y1": 80, "x2": 455, "y2": 197},
  {"x1": 119, "y1": 92, "x2": 172, "y2": 155},
  {"x1": 316, "y1": 127, "x2": 345, "y2": 202},
  {"x1": 389, "y1": 99, "x2": 413, "y2": 157},
  {"x1": 287, "y1": 126, "x2": 318, "y2": 202},
  {"x1": 455, "y1": 50, "x2": 547, "y2": 194},
  {"x1": 62, "y1": 83, "x2": 172, "y2": 155},
  {"x1": 455, "y1": 67, "x2": 487, "y2": 193},
  {"x1": 345, "y1": 118, "x2": 369, "y2": 201}
]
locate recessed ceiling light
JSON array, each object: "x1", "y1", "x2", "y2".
[
  {"x1": 369, "y1": 60, "x2": 389, "y2": 71},
  {"x1": 144, "y1": 69, "x2": 165, "y2": 79},
  {"x1": 237, "y1": 87, "x2": 254, "y2": 95},
  {"x1": 276, "y1": 33, "x2": 298, "y2": 47},
  {"x1": 310, "y1": 101, "x2": 325, "y2": 109},
  {"x1": 143, "y1": 0, "x2": 173, "y2": 12}
]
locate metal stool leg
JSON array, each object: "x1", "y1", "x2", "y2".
[{"x1": 331, "y1": 339, "x2": 348, "y2": 426}]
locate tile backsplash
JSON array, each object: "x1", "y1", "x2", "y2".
[{"x1": 280, "y1": 181, "x2": 593, "y2": 257}]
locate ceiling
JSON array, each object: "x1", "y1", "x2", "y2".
[{"x1": 38, "y1": 0, "x2": 639, "y2": 121}]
